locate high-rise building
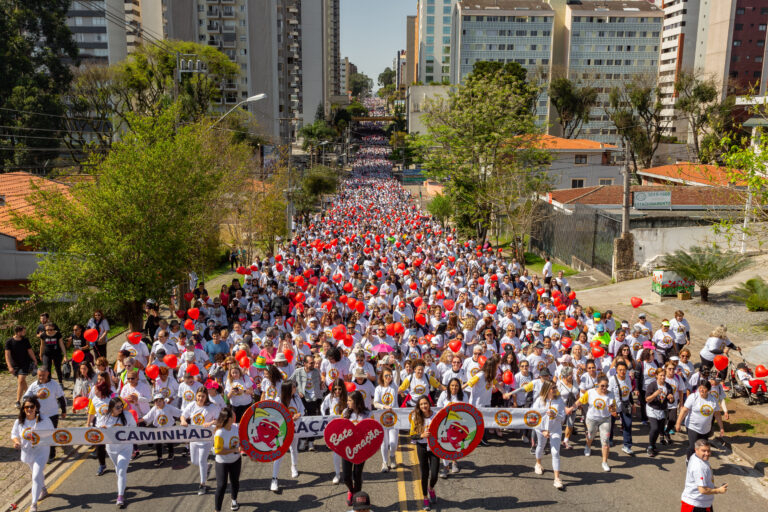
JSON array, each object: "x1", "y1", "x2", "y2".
[
  {"x1": 163, "y1": 0, "x2": 340, "y2": 142},
  {"x1": 694, "y1": 0, "x2": 768, "y2": 98},
  {"x1": 406, "y1": 15, "x2": 418, "y2": 86},
  {"x1": 340, "y1": 57, "x2": 358, "y2": 96},
  {"x1": 417, "y1": 0, "x2": 458, "y2": 84},
  {"x1": 449, "y1": 0, "x2": 555, "y2": 125},
  {"x1": 564, "y1": 1, "x2": 663, "y2": 143},
  {"x1": 395, "y1": 50, "x2": 408, "y2": 91},
  {"x1": 66, "y1": 0, "x2": 163, "y2": 65}
]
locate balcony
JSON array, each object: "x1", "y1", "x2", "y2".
[
  {"x1": 206, "y1": 7, "x2": 219, "y2": 17},
  {"x1": 207, "y1": 36, "x2": 222, "y2": 47},
  {"x1": 206, "y1": 0, "x2": 218, "y2": 3},
  {"x1": 222, "y1": 80, "x2": 237, "y2": 90},
  {"x1": 206, "y1": 21, "x2": 220, "y2": 32},
  {"x1": 221, "y1": 7, "x2": 235, "y2": 18},
  {"x1": 221, "y1": 34, "x2": 236, "y2": 48},
  {"x1": 224, "y1": 93, "x2": 238, "y2": 104},
  {"x1": 221, "y1": 23, "x2": 236, "y2": 33}
]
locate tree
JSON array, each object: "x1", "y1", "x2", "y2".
[
  {"x1": 378, "y1": 67, "x2": 396, "y2": 88},
  {"x1": 347, "y1": 102, "x2": 369, "y2": 117},
  {"x1": 674, "y1": 72, "x2": 720, "y2": 161},
  {"x1": 294, "y1": 165, "x2": 339, "y2": 218},
  {"x1": 661, "y1": 246, "x2": 749, "y2": 301},
  {"x1": 426, "y1": 194, "x2": 453, "y2": 224},
  {"x1": 299, "y1": 120, "x2": 336, "y2": 165},
  {"x1": 410, "y1": 68, "x2": 548, "y2": 243},
  {"x1": 0, "y1": 0, "x2": 79, "y2": 171},
  {"x1": 12, "y1": 107, "x2": 251, "y2": 330},
  {"x1": 349, "y1": 73, "x2": 372, "y2": 98},
  {"x1": 732, "y1": 277, "x2": 768, "y2": 311},
  {"x1": 699, "y1": 96, "x2": 745, "y2": 165},
  {"x1": 607, "y1": 77, "x2": 671, "y2": 176},
  {"x1": 549, "y1": 78, "x2": 598, "y2": 139}
]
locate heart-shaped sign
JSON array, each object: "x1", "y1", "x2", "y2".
[
  {"x1": 324, "y1": 418, "x2": 384, "y2": 464},
  {"x1": 428, "y1": 402, "x2": 484, "y2": 460}
]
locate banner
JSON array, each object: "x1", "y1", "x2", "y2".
[{"x1": 32, "y1": 426, "x2": 213, "y2": 446}]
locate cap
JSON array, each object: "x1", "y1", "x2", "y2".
[
  {"x1": 593, "y1": 312, "x2": 601, "y2": 319},
  {"x1": 152, "y1": 393, "x2": 164, "y2": 401},
  {"x1": 621, "y1": 321, "x2": 629, "y2": 327},
  {"x1": 273, "y1": 352, "x2": 288, "y2": 363},
  {"x1": 539, "y1": 368, "x2": 551, "y2": 377},
  {"x1": 642, "y1": 341, "x2": 655, "y2": 350},
  {"x1": 184, "y1": 351, "x2": 195, "y2": 361},
  {"x1": 534, "y1": 341, "x2": 545, "y2": 349},
  {"x1": 254, "y1": 356, "x2": 267, "y2": 369},
  {"x1": 638, "y1": 312, "x2": 647, "y2": 318},
  {"x1": 353, "y1": 368, "x2": 367, "y2": 379},
  {"x1": 532, "y1": 323, "x2": 543, "y2": 332},
  {"x1": 352, "y1": 491, "x2": 371, "y2": 511},
  {"x1": 596, "y1": 324, "x2": 605, "y2": 332},
  {"x1": 204, "y1": 379, "x2": 219, "y2": 390},
  {"x1": 661, "y1": 320, "x2": 670, "y2": 327}
]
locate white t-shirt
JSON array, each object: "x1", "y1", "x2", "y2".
[
  {"x1": 225, "y1": 376, "x2": 254, "y2": 407},
  {"x1": 683, "y1": 393, "x2": 717, "y2": 434},
  {"x1": 214, "y1": 424, "x2": 241, "y2": 463},
  {"x1": 681, "y1": 454, "x2": 715, "y2": 508},
  {"x1": 12, "y1": 417, "x2": 53, "y2": 463},
  {"x1": 579, "y1": 389, "x2": 616, "y2": 420},
  {"x1": 142, "y1": 404, "x2": 181, "y2": 428}
]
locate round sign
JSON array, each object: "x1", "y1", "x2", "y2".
[
  {"x1": 427, "y1": 402, "x2": 484, "y2": 460},
  {"x1": 52, "y1": 429, "x2": 73, "y2": 445},
  {"x1": 239, "y1": 400, "x2": 295, "y2": 462}
]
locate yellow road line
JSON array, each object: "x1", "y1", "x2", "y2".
[
  {"x1": 408, "y1": 444, "x2": 425, "y2": 511},
  {"x1": 45, "y1": 452, "x2": 87, "y2": 495},
  {"x1": 395, "y1": 442, "x2": 409, "y2": 512}
]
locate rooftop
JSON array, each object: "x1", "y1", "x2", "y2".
[
  {"x1": 546, "y1": 185, "x2": 745, "y2": 208},
  {"x1": 567, "y1": 1, "x2": 662, "y2": 14},
  {"x1": 534, "y1": 134, "x2": 618, "y2": 151},
  {"x1": 0, "y1": 172, "x2": 71, "y2": 241},
  {"x1": 458, "y1": 0, "x2": 554, "y2": 13},
  {"x1": 637, "y1": 162, "x2": 746, "y2": 187}
]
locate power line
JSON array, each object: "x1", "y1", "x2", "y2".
[
  {"x1": 0, "y1": 124, "x2": 112, "y2": 135},
  {"x1": 0, "y1": 106, "x2": 116, "y2": 124}
]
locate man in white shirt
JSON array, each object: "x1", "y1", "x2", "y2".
[
  {"x1": 542, "y1": 256, "x2": 553, "y2": 285},
  {"x1": 681, "y1": 439, "x2": 726, "y2": 511}
]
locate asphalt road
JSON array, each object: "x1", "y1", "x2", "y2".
[{"x1": 33, "y1": 425, "x2": 768, "y2": 512}]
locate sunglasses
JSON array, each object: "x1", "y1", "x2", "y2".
[{"x1": 24, "y1": 405, "x2": 36, "y2": 410}]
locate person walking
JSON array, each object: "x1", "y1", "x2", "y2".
[
  {"x1": 532, "y1": 381, "x2": 566, "y2": 489},
  {"x1": 341, "y1": 391, "x2": 370, "y2": 507},
  {"x1": 681, "y1": 438, "x2": 727, "y2": 512},
  {"x1": 645, "y1": 368, "x2": 674, "y2": 457},
  {"x1": 675, "y1": 380, "x2": 723, "y2": 461},
  {"x1": 270, "y1": 380, "x2": 302, "y2": 492},
  {"x1": 38, "y1": 322, "x2": 68, "y2": 385},
  {"x1": 213, "y1": 407, "x2": 241, "y2": 512},
  {"x1": 373, "y1": 368, "x2": 399, "y2": 472},
  {"x1": 86, "y1": 310, "x2": 111, "y2": 359},
  {"x1": 24, "y1": 366, "x2": 66, "y2": 461},
  {"x1": 101, "y1": 397, "x2": 137, "y2": 508},
  {"x1": 180, "y1": 387, "x2": 220, "y2": 495},
  {"x1": 5, "y1": 325, "x2": 38, "y2": 409},
  {"x1": 291, "y1": 355, "x2": 322, "y2": 452},
  {"x1": 11, "y1": 397, "x2": 53, "y2": 512},
  {"x1": 410, "y1": 396, "x2": 440, "y2": 511},
  {"x1": 578, "y1": 375, "x2": 617, "y2": 472}
]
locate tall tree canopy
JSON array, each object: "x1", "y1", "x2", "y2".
[
  {"x1": 378, "y1": 67, "x2": 396, "y2": 88},
  {"x1": 549, "y1": 78, "x2": 598, "y2": 139},
  {"x1": 0, "y1": 0, "x2": 79, "y2": 171}
]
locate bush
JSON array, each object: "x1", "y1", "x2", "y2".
[{"x1": 734, "y1": 277, "x2": 768, "y2": 312}]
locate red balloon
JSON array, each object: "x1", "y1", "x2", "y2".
[
  {"x1": 448, "y1": 339, "x2": 462, "y2": 353},
  {"x1": 332, "y1": 325, "x2": 347, "y2": 340},
  {"x1": 239, "y1": 356, "x2": 251, "y2": 368},
  {"x1": 556, "y1": 304, "x2": 567, "y2": 312},
  {"x1": 339, "y1": 295, "x2": 348, "y2": 304},
  {"x1": 72, "y1": 350, "x2": 85, "y2": 363},
  {"x1": 235, "y1": 349, "x2": 247, "y2": 361},
  {"x1": 344, "y1": 335, "x2": 354, "y2": 347},
  {"x1": 84, "y1": 328, "x2": 99, "y2": 343},
  {"x1": 415, "y1": 313, "x2": 427, "y2": 326},
  {"x1": 386, "y1": 324, "x2": 396, "y2": 336},
  {"x1": 552, "y1": 290, "x2": 562, "y2": 299},
  {"x1": 145, "y1": 364, "x2": 159, "y2": 380},
  {"x1": 486, "y1": 304, "x2": 497, "y2": 314},
  {"x1": 186, "y1": 363, "x2": 199, "y2": 376},
  {"x1": 276, "y1": 263, "x2": 284, "y2": 272},
  {"x1": 590, "y1": 340, "x2": 602, "y2": 349},
  {"x1": 630, "y1": 297, "x2": 643, "y2": 308},
  {"x1": 477, "y1": 355, "x2": 487, "y2": 367},
  {"x1": 755, "y1": 364, "x2": 768, "y2": 378},
  {"x1": 713, "y1": 355, "x2": 729, "y2": 371},
  {"x1": 413, "y1": 297, "x2": 424, "y2": 308},
  {"x1": 344, "y1": 282, "x2": 354, "y2": 293},
  {"x1": 275, "y1": 254, "x2": 282, "y2": 262},
  {"x1": 410, "y1": 282, "x2": 418, "y2": 290},
  {"x1": 478, "y1": 278, "x2": 485, "y2": 286},
  {"x1": 355, "y1": 301, "x2": 365, "y2": 314},
  {"x1": 175, "y1": 310, "x2": 186, "y2": 319},
  {"x1": 536, "y1": 288, "x2": 545, "y2": 296},
  {"x1": 295, "y1": 292, "x2": 305, "y2": 303},
  {"x1": 183, "y1": 292, "x2": 195, "y2": 302},
  {"x1": 444, "y1": 299, "x2": 455, "y2": 311},
  {"x1": 592, "y1": 346, "x2": 605, "y2": 359},
  {"x1": 502, "y1": 370, "x2": 514, "y2": 386},
  {"x1": 568, "y1": 291, "x2": 576, "y2": 300},
  {"x1": 564, "y1": 318, "x2": 577, "y2": 330},
  {"x1": 345, "y1": 382, "x2": 356, "y2": 393},
  {"x1": 393, "y1": 322, "x2": 404, "y2": 334},
  {"x1": 347, "y1": 298, "x2": 357, "y2": 310},
  {"x1": 561, "y1": 337, "x2": 573, "y2": 349},
  {"x1": 369, "y1": 286, "x2": 378, "y2": 295},
  {"x1": 164, "y1": 354, "x2": 178, "y2": 369},
  {"x1": 184, "y1": 319, "x2": 195, "y2": 331},
  {"x1": 283, "y1": 349, "x2": 294, "y2": 363},
  {"x1": 73, "y1": 396, "x2": 89, "y2": 411},
  {"x1": 187, "y1": 307, "x2": 200, "y2": 320},
  {"x1": 127, "y1": 332, "x2": 142, "y2": 345}
]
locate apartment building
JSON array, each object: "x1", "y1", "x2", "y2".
[
  {"x1": 164, "y1": 0, "x2": 340, "y2": 142},
  {"x1": 406, "y1": 15, "x2": 418, "y2": 86},
  {"x1": 417, "y1": 0, "x2": 458, "y2": 84},
  {"x1": 67, "y1": 0, "x2": 163, "y2": 64},
  {"x1": 449, "y1": 0, "x2": 555, "y2": 124},
  {"x1": 340, "y1": 57, "x2": 358, "y2": 95},
  {"x1": 564, "y1": 1, "x2": 663, "y2": 144},
  {"x1": 395, "y1": 50, "x2": 408, "y2": 91}
]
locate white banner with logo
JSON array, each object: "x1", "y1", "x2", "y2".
[{"x1": 33, "y1": 426, "x2": 214, "y2": 446}]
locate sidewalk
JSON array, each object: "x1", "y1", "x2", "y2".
[{"x1": 0, "y1": 269, "x2": 239, "y2": 510}]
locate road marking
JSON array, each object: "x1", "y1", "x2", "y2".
[
  {"x1": 45, "y1": 452, "x2": 87, "y2": 495},
  {"x1": 408, "y1": 443, "x2": 425, "y2": 511},
  {"x1": 395, "y1": 443, "x2": 409, "y2": 512}
]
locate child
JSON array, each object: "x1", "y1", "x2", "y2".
[
  {"x1": 736, "y1": 363, "x2": 767, "y2": 394},
  {"x1": 141, "y1": 393, "x2": 182, "y2": 466},
  {"x1": 206, "y1": 379, "x2": 227, "y2": 409}
]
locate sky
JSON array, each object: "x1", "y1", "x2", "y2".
[{"x1": 340, "y1": 0, "x2": 415, "y2": 89}]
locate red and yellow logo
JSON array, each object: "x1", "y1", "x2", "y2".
[
  {"x1": 85, "y1": 429, "x2": 104, "y2": 444},
  {"x1": 183, "y1": 390, "x2": 194, "y2": 402},
  {"x1": 381, "y1": 392, "x2": 394, "y2": 406},
  {"x1": 52, "y1": 429, "x2": 72, "y2": 445},
  {"x1": 594, "y1": 398, "x2": 607, "y2": 410},
  {"x1": 379, "y1": 410, "x2": 397, "y2": 428},
  {"x1": 229, "y1": 437, "x2": 240, "y2": 450},
  {"x1": 38, "y1": 388, "x2": 50, "y2": 400},
  {"x1": 523, "y1": 410, "x2": 542, "y2": 428},
  {"x1": 192, "y1": 413, "x2": 205, "y2": 425},
  {"x1": 700, "y1": 404, "x2": 714, "y2": 417},
  {"x1": 22, "y1": 428, "x2": 40, "y2": 445},
  {"x1": 494, "y1": 410, "x2": 512, "y2": 427},
  {"x1": 157, "y1": 415, "x2": 169, "y2": 426}
]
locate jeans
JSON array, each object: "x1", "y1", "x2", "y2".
[
  {"x1": 342, "y1": 459, "x2": 365, "y2": 494},
  {"x1": 215, "y1": 458, "x2": 241, "y2": 511},
  {"x1": 416, "y1": 443, "x2": 439, "y2": 496},
  {"x1": 612, "y1": 408, "x2": 633, "y2": 448}
]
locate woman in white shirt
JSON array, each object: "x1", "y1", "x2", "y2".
[
  {"x1": 140, "y1": 393, "x2": 182, "y2": 466},
  {"x1": 409, "y1": 396, "x2": 439, "y2": 511},
  {"x1": 321, "y1": 378, "x2": 347, "y2": 484},
  {"x1": 213, "y1": 407, "x2": 241, "y2": 512},
  {"x1": 675, "y1": 380, "x2": 724, "y2": 461},
  {"x1": 101, "y1": 397, "x2": 137, "y2": 509},
  {"x1": 578, "y1": 376, "x2": 617, "y2": 472},
  {"x1": 225, "y1": 366, "x2": 254, "y2": 421},
  {"x1": 11, "y1": 397, "x2": 53, "y2": 512},
  {"x1": 373, "y1": 368, "x2": 399, "y2": 473},
  {"x1": 181, "y1": 387, "x2": 220, "y2": 496},
  {"x1": 533, "y1": 381, "x2": 566, "y2": 489},
  {"x1": 270, "y1": 380, "x2": 303, "y2": 492},
  {"x1": 436, "y1": 378, "x2": 465, "y2": 477}
]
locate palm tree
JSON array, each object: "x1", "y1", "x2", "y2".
[{"x1": 661, "y1": 246, "x2": 749, "y2": 301}]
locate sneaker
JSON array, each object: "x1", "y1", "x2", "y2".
[
  {"x1": 381, "y1": 463, "x2": 389, "y2": 473},
  {"x1": 131, "y1": 450, "x2": 140, "y2": 460},
  {"x1": 154, "y1": 459, "x2": 164, "y2": 467},
  {"x1": 563, "y1": 439, "x2": 572, "y2": 450},
  {"x1": 332, "y1": 475, "x2": 340, "y2": 485},
  {"x1": 534, "y1": 463, "x2": 543, "y2": 475},
  {"x1": 116, "y1": 495, "x2": 125, "y2": 509},
  {"x1": 451, "y1": 461, "x2": 459, "y2": 474},
  {"x1": 231, "y1": 499, "x2": 240, "y2": 511},
  {"x1": 479, "y1": 439, "x2": 490, "y2": 447},
  {"x1": 389, "y1": 457, "x2": 397, "y2": 469},
  {"x1": 347, "y1": 491, "x2": 353, "y2": 506},
  {"x1": 97, "y1": 465, "x2": 106, "y2": 476},
  {"x1": 423, "y1": 498, "x2": 431, "y2": 511},
  {"x1": 39, "y1": 488, "x2": 49, "y2": 500},
  {"x1": 584, "y1": 446, "x2": 591, "y2": 457},
  {"x1": 308, "y1": 441, "x2": 316, "y2": 452},
  {"x1": 298, "y1": 440, "x2": 306, "y2": 452},
  {"x1": 621, "y1": 446, "x2": 634, "y2": 456},
  {"x1": 521, "y1": 434, "x2": 529, "y2": 443},
  {"x1": 554, "y1": 478, "x2": 564, "y2": 489},
  {"x1": 428, "y1": 488, "x2": 436, "y2": 504},
  {"x1": 529, "y1": 445, "x2": 536, "y2": 455},
  {"x1": 647, "y1": 447, "x2": 657, "y2": 458},
  {"x1": 439, "y1": 466, "x2": 448, "y2": 479},
  {"x1": 601, "y1": 462, "x2": 611, "y2": 472},
  {"x1": 660, "y1": 437, "x2": 669, "y2": 446},
  {"x1": 270, "y1": 479, "x2": 279, "y2": 492},
  {"x1": 291, "y1": 466, "x2": 299, "y2": 479},
  {"x1": 197, "y1": 484, "x2": 206, "y2": 495}
]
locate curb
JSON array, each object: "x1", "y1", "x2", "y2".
[
  {"x1": 726, "y1": 441, "x2": 767, "y2": 478},
  {"x1": 8, "y1": 445, "x2": 87, "y2": 511}
]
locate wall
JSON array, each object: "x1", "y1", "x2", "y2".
[
  {"x1": 0, "y1": 250, "x2": 43, "y2": 280},
  {"x1": 632, "y1": 223, "x2": 766, "y2": 270},
  {"x1": 406, "y1": 85, "x2": 451, "y2": 134},
  {"x1": 301, "y1": 0, "x2": 324, "y2": 127},
  {"x1": 548, "y1": 152, "x2": 622, "y2": 189}
]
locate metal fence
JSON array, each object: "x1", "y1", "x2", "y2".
[{"x1": 530, "y1": 202, "x2": 621, "y2": 276}]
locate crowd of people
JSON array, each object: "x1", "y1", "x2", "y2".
[{"x1": 6, "y1": 117, "x2": 751, "y2": 512}]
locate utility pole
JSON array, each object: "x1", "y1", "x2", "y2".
[{"x1": 621, "y1": 143, "x2": 631, "y2": 235}]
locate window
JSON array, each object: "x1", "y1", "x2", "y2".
[
  {"x1": 443, "y1": 16, "x2": 451, "y2": 24},
  {"x1": 736, "y1": 8, "x2": 745, "y2": 15},
  {"x1": 427, "y1": 6, "x2": 435, "y2": 14},
  {"x1": 761, "y1": 25, "x2": 767, "y2": 31},
  {"x1": 443, "y1": 36, "x2": 450, "y2": 44},
  {"x1": 443, "y1": 26, "x2": 451, "y2": 34},
  {"x1": 598, "y1": 178, "x2": 614, "y2": 186},
  {"x1": 571, "y1": 178, "x2": 585, "y2": 188},
  {"x1": 759, "y1": 40, "x2": 765, "y2": 47},
  {"x1": 443, "y1": 6, "x2": 451, "y2": 14},
  {"x1": 735, "y1": 24, "x2": 744, "y2": 31},
  {"x1": 427, "y1": 26, "x2": 434, "y2": 34},
  {"x1": 427, "y1": 36, "x2": 434, "y2": 44},
  {"x1": 756, "y1": 56, "x2": 763, "y2": 63},
  {"x1": 427, "y1": 16, "x2": 434, "y2": 24},
  {"x1": 734, "y1": 40, "x2": 742, "y2": 47},
  {"x1": 575, "y1": 155, "x2": 588, "y2": 165}
]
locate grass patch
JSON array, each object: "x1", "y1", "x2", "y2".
[
  {"x1": 108, "y1": 323, "x2": 127, "y2": 339},
  {"x1": 203, "y1": 262, "x2": 237, "y2": 283},
  {"x1": 525, "y1": 252, "x2": 578, "y2": 277}
]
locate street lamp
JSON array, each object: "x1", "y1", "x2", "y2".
[{"x1": 208, "y1": 93, "x2": 267, "y2": 130}]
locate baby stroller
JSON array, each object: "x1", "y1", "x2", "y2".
[{"x1": 727, "y1": 357, "x2": 768, "y2": 405}]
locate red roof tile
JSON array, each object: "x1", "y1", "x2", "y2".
[
  {"x1": 0, "y1": 172, "x2": 71, "y2": 240},
  {"x1": 637, "y1": 162, "x2": 745, "y2": 187},
  {"x1": 547, "y1": 185, "x2": 744, "y2": 207}
]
